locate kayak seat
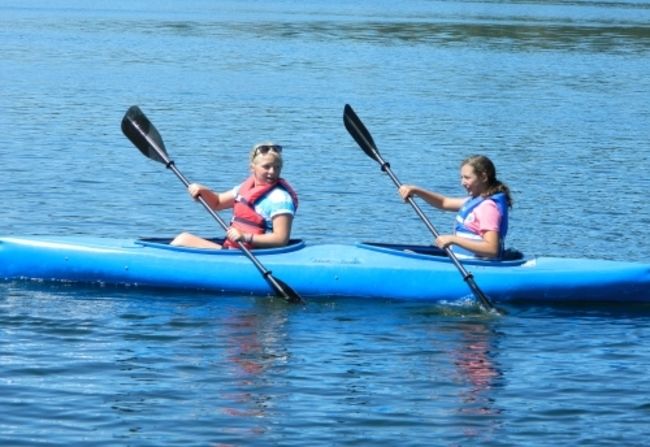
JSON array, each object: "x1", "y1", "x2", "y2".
[{"x1": 502, "y1": 248, "x2": 524, "y2": 261}]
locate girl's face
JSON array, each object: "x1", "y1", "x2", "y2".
[
  {"x1": 251, "y1": 152, "x2": 282, "y2": 185},
  {"x1": 460, "y1": 163, "x2": 488, "y2": 197}
]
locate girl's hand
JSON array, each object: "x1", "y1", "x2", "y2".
[
  {"x1": 399, "y1": 185, "x2": 415, "y2": 201},
  {"x1": 435, "y1": 235, "x2": 455, "y2": 250},
  {"x1": 187, "y1": 183, "x2": 205, "y2": 199},
  {"x1": 226, "y1": 228, "x2": 243, "y2": 243}
]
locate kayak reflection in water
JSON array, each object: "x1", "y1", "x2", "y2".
[
  {"x1": 171, "y1": 142, "x2": 299, "y2": 250},
  {"x1": 399, "y1": 154, "x2": 513, "y2": 260}
]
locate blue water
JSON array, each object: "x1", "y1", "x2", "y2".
[{"x1": 2, "y1": 1, "x2": 650, "y2": 445}]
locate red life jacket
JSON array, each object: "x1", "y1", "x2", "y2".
[{"x1": 223, "y1": 176, "x2": 299, "y2": 249}]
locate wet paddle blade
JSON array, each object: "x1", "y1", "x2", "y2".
[
  {"x1": 466, "y1": 276, "x2": 499, "y2": 314},
  {"x1": 121, "y1": 106, "x2": 170, "y2": 165},
  {"x1": 272, "y1": 276, "x2": 304, "y2": 304}
]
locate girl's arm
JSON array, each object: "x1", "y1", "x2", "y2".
[
  {"x1": 188, "y1": 183, "x2": 235, "y2": 211},
  {"x1": 399, "y1": 185, "x2": 465, "y2": 211},
  {"x1": 436, "y1": 230, "x2": 501, "y2": 258},
  {"x1": 228, "y1": 214, "x2": 293, "y2": 248}
]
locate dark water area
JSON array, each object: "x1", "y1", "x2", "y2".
[{"x1": 2, "y1": 1, "x2": 650, "y2": 445}]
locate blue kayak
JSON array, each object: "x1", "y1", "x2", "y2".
[{"x1": 1, "y1": 235, "x2": 649, "y2": 303}]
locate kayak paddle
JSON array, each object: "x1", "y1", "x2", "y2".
[
  {"x1": 342, "y1": 104, "x2": 498, "y2": 313},
  {"x1": 121, "y1": 105, "x2": 304, "y2": 305}
]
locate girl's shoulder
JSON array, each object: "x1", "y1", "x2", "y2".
[
  {"x1": 266, "y1": 186, "x2": 294, "y2": 203},
  {"x1": 476, "y1": 198, "x2": 500, "y2": 215}
]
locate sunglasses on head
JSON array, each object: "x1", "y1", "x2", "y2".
[{"x1": 253, "y1": 144, "x2": 283, "y2": 157}]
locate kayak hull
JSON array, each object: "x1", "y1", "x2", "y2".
[{"x1": 1, "y1": 236, "x2": 649, "y2": 303}]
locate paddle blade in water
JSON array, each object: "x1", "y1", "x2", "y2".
[
  {"x1": 273, "y1": 276, "x2": 305, "y2": 304},
  {"x1": 121, "y1": 106, "x2": 170, "y2": 165}
]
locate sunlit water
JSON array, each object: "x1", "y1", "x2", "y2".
[{"x1": 1, "y1": 1, "x2": 650, "y2": 445}]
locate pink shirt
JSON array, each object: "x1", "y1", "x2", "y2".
[{"x1": 460, "y1": 199, "x2": 501, "y2": 236}]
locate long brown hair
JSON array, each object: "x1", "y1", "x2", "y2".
[{"x1": 461, "y1": 155, "x2": 513, "y2": 207}]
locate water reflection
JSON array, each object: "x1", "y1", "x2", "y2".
[
  {"x1": 219, "y1": 301, "x2": 290, "y2": 440},
  {"x1": 451, "y1": 320, "x2": 503, "y2": 438}
]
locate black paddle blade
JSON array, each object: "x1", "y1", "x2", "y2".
[
  {"x1": 343, "y1": 104, "x2": 380, "y2": 163},
  {"x1": 466, "y1": 276, "x2": 498, "y2": 314},
  {"x1": 273, "y1": 276, "x2": 305, "y2": 304},
  {"x1": 121, "y1": 106, "x2": 170, "y2": 165}
]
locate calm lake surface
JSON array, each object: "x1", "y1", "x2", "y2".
[{"x1": 2, "y1": 1, "x2": 650, "y2": 445}]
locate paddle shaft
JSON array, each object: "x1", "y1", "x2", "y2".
[
  {"x1": 124, "y1": 108, "x2": 304, "y2": 304},
  {"x1": 343, "y1": 104, "x2": 496, "y2": 312}
]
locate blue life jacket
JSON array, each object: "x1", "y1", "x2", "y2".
[{"x1": 452, "y1": 192, "x2": 509, "y2": 259}]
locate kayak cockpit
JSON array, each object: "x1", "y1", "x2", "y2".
[
  {"x1": 357, "y1": 242, "x2": 529, "y2": 266},
  {"x1": 135, "y1": 238, "x2": 306, "y2": 254}
]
